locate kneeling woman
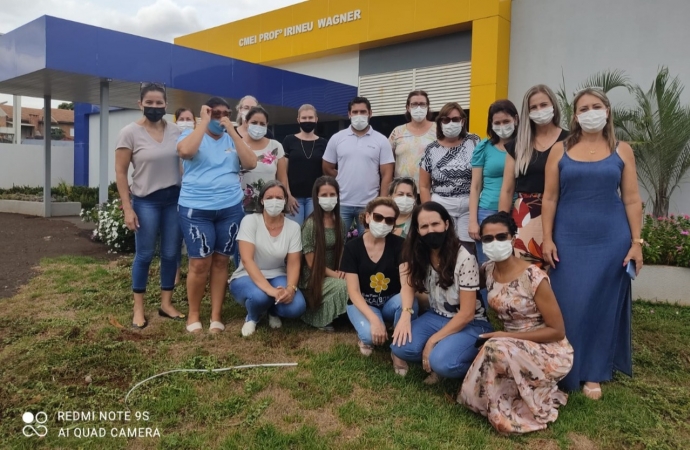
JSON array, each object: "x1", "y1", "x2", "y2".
[
  {"x1": 392, "y1": 202, "x2": 492, "y2": 382},
  {"x1": 300, "y1": 176, "x2": 349, "y2": 331},
  {"x1": 459, "y1": 212, "x2": 573, "y2": 434},
  {"x1": 341, "y1": 198, "x2": 413, "y2": 358},
  {"x1": 229, "y1": 181, "x2": 307, "y2": 337}
]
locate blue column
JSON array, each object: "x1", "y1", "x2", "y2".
[{"x1": 73, "y1": 103, "x2": 98, "y2": 186}]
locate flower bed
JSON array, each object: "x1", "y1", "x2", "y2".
[
  {"x1": 81, "y1": 198, "x2": 134, "y2": 253},
  {"x1": 641, "y1": 214, "x2": 690, "y2": 268}
]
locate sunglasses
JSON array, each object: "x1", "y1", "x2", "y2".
[
  {"x1": 480, "y1": 232, "x2": 512, "y2": 244},
  {"x1": 440, "y1": 117, "x2": 463, "y2": 124},
  {"x1": 409, "y1": 102, "x2": 428, "y2": 108},
  {"x1": 371, "y1": 212, "x2": 396, "y2": 226},
  {"x1": 140, "y1": 82, "x2": 166, "y2": 93},
  {"x1": 211, "y1": 110, "x2": 231, "y2": 119}
]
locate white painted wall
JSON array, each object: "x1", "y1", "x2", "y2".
[
  {"x1": 271, "y1": 50, "x2": 359, "y2": 86},
  {"x1": 509, "y1": 0, "x2": 690, "y2": 215},
  {"x1": 0, "y1": 143, "x2": 74, "y2": 188}
]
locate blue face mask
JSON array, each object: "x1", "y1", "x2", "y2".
[{"x1": 208, "y1": 119, "x2": 224, "y2": 135}]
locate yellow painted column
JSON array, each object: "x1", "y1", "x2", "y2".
[{"x1": 469, "y1": 15, "x2": 511, "y2": 137}]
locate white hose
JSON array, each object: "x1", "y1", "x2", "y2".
[{"x1": 124, "y1": 363, "x2": 298, "y2": 405}]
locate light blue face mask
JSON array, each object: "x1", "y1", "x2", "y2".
[{"x1": 208, "y1": 119, "x2": 224, "y2": 135}]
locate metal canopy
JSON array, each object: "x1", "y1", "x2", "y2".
[{"x1": 0, "y1": 16, "x2": 355, "y2": 122}]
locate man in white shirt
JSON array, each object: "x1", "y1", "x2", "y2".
[{"x1": 323, "y1": 96, "x2": 395, "y2": 235}]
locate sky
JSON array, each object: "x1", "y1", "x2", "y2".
[{"x1": 0, "y1": 0, "x2": 304, "y2": 108}]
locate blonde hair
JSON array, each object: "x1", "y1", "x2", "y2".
[
  {"x1": 565, "y1": 88, "x2": 616, "y2": 152},
  {"x1": 297, "y1": 104, "x2": 317, "y2": 118},
  {"x1": 514, "y1": 85, "x2": 561, "y2": 177},
  {"x1": 236, "y1": 95, "x2": 259, "y2": 125}
]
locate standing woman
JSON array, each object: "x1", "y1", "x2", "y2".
[
  {"x1": 389, "y1": 90, "x2": 437, "y2": 182},
  {"x1": 299, "y1": 176, "x2": 349, "y2": 331},
  {"x1": 542, "y1": 88, "x2": 643, "y2": 399},
  {"x1": 392, "y1": 202, "x2": 492, "y2": 382},
  {"x1": 229, "y1": 181, "x2": 307, "y2": 337},
  {"x1": 235, "y1": 95, "x2": 259, "y2": 138},
  {"x1": 177, "y1": 97, "x2": 257, "y2": 333},
  {"x1": 240, "y1": 106, "x2": 288, "y2": 214},
  {"x1": 174, "y1": 108, "x2": 195, "y2": 132},
  {"x1": 419, "y1": 102, "x2": 480, "y2": 247},
  {"x1": 282, "y1": 104, "x2": 327, "y2": 226},
  {"x1": 498, "y1": 85, "x2": 567, "y2": 268},
  {"x1": 115, "y1": 83, "x2": 184, "y2": 329},
  {"x1": 468, "y1": 100, "x2": 519, "y2": 265},
  {"x1": 388, "y1": 177, "x2": 418, "y2": 238}
]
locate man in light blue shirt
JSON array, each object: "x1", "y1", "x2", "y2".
[{"x1": 323, "y1": 96, "x2": 395, "y2": 235}]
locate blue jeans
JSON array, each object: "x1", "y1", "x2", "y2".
[
  {"x1": 177, "y1": 202, "x2": 244, "y2": 259},
  {"x1": 391, "y1": 311, "x2": 493, "y2": 379},
  {"x1": 475, "y1": 208, "x2": 497, "y2": 310},
  {"x1": 341, "y1": 205, "x2": 365, "y2": 237},
  {"x1": 230, "y1": 275, "x2": 307, "y2": 323},
  {"x1": 131, "y1": 185, "x2": 182, "y2": 293},
  {"x1": 346, "y1": 294, "x2": 419, "y2": 346},
  {"x1": 287, "y1": 197, "x2": 314, "y2": 227}
]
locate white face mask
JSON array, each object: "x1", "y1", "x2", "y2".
[
  {"x1": 577, "y1": 109, "x2": 608, "y2": 133},
  {"x1": 248, "y1": 124, "x2": 267, "y2": 140},
  {"x1": 394, "y1": 196, "x2": 415, "y2": 214},
  {"x1": 483, "y1": 240, "x2": 514, "y2": 262},
  {"x1": 441, "y1": 121, "x2": 463, "y2": 138},
  {"x1": 263, "y1": 199, "x2": 285, "y2": 217},
  {"x1": 350, "y1": 115, "x2": 369, "y2": 131},
  {"x1": 492, "y1": 122, "x2": 515, "y2": 139},
  {"x1": 177, "y1": 121, "x2": 194, "y2": 131},
  {"x1": 368, "y1": 220, "x2": 393, "y2": 239},
  {"x1": 410, "y1": 107, "x2": 428, "y2": 122},
  {"x1": 529, "y1": 107, "x2": 554, "y2": 125},
  {"x1": 318, "y1": 196, "x2": 338, "y2": 212}
]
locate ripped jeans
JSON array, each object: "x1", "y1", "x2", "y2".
[{"x1": 177, "y1": 203, "x2": 244, "y2": 259}]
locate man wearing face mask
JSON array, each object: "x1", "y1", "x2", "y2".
[{"x1": 323, "y1": 96, "x2": 395, "y2": 236}]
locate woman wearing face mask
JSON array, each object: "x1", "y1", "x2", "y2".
[
  {"x1": 459, "y1": 212, "x2": 573, "y2": 434},
  {"x1": 282, "y1": 104, "x2": 327, "y2": 226},
  {"x1": 299, "y1": 176, "x2": 349, "y2": 331},
  {"x1": 341, "y1": 197, "x2": 413, "y2": 365},
  {"x1": 469, "y1": 100, "x2": 519, "y2": 266},
  {"x1": 389, "y1": 90, "x2": 437, "y2": 182},
  {"x1": 419, "y1": 102, "x2": 480, "y2": 248},
  {"x1": 177, "y1": 96, "x2": 257, "y2": 334},
  {"x1": 498, "y1": 85, "x2": 567, "y2": 269},
  {"x1": 235, "y1": 95, "x2": 259, "y2": 137},
  {"x1": 174, "y1": 108, "x2": 195, "y2": 132},
  {"x1": 240, "y1": 106, "x2": 288, "y2": 214},
  {"x1": 391, "y1": 202, "x2": 492, "y2": 382},
  {"x1": 542, "y1": 88, "x2": 642, "y2": 400},
  {"x1": 115, "y1": 82, "x2": 184, "y2": 329},
  {"x1": 229, "y1": 180, "x2": 307, "y2": 337},
  {"x1": 388, "y1": 177, "x2": 418, "y2": 238}
]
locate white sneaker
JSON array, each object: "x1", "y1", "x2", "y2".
[
  {"x1": 268, "y1": 314, "x2": 282, "y2": 329},
  {"x1": 241, "y1": 320, "x2": 257, "y2": 337}
]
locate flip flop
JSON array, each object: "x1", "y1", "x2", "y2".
[
  {"x1": 186, "y1": 322, "x2": 202, "y2": 333},
  {"x1": 131, "y1": 319, "x2": 148, "y2": 330},
  {"x1": 391, "y1": 352, "x2": 409, "y2": 377},
  {"x1": 209, "y1": 321, "x2": 225, "y2": 334},
  {"x1": 158, "y1": 308, "x2": 186, "y2": 321},
  {"x1": 582, "y1": 385, "x2": 602, "y2": 400}
]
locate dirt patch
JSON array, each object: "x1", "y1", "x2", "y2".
[
  {"x1": 525, "y1": 439, "x2": 560, "y2": 450},
  {"x1": 0, "y1": 213, "x2": 114, "y2": 299},
  {"x1": 568, "y1": 433, "x2": 600, "y2": 450}
]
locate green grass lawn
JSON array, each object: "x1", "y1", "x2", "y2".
[{"x1": 1, "y1": 256, "x2": 688, "y2": 449}]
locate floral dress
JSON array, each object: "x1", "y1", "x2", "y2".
[
  {"x1": 458, "y1": 263, "x2": 574, "y2": 434},
  {"x1": 240, "y1": 140, "x2": 285, "y2": 213},
  {"x1": 389, "y1": 122, "x2": 437, "y2": 182}
]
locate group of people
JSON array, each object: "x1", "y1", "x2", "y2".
[{"x1": 115, "y1": 82, "x2": 644, "y2": 434}]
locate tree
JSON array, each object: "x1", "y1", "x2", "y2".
[
  {"x1": 617, "y1": 67, "x2": 690, "y2": 217},
  {"x1": 50, "y1": 127, "x2": 65, "y2": 141},
  {"x1": 57, "y1": 102, "x2": 74, "y2": 110},
  {"x1": 557, "y1": 69, "x2": 630, "y2": 129}
]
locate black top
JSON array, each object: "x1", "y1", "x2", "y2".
[
  {"x1": 282, "y1": 135, "x2": 327, "y2": 198},
  {"x1": 506, "y1": 129, "x2": 569, "y2": 194},
  {"x1": 340, "y1": 233, "x2": 404, "y2": 307}
]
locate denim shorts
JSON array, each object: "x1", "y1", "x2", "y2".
[{"x1": 177, "y1": 202, "x2": 244, "y2": 258}]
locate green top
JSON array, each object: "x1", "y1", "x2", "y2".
[{"x1": 299, "y1": 217, "x2": 347, "y2": 289}]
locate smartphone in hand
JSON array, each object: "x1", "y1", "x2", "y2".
[{"x1": 626, "y1": 260, "x2": 637, "y2": 280}]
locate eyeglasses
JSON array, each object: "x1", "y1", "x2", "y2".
[
  {"x1": 480, "y1": 233, "x2": 512, "y2": 244},
  {"x1": 440, "y1": 117, "x2": 463, "y2": 124},
  {"x1": 140, "y1": 82, "x2": 166, "y2": 93},
  {"x1": 371, "y1": 212, "x2": 396, "y2": 226},
  {"x1": 211, "y1": 110, "x2": 231, "y2": 119},
  {"x1": 410, "y1": 102, "x2": 428, "y2": 108}
]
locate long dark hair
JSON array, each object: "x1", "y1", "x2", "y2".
[
  {"x1": 486, "y1": 99, "x2": 519, "y2": 144},
  {"x1": 305, "y1": 176, "x2": 344, "y2": 310},
  {"x1": 402, "y1": 202, "x2": 461, "y2": 292}
]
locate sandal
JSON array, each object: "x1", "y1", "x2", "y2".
[
  {"x1": 186, "y1": 321, "x2": 202, "y2": 333},
  {"x1": 391, "y1": 352, "x2": 409, "y2": 377},
  {"x1": 209, "y1": 321, "x2": 225, "y2": 334},
  {"x1": 358, "y1": 340, "x2": 373, "y2": 357},
  {"x1": 582, "y1": 384, "x2": 602, "y2": 400},
  {"x1": 131, "y1": 319, "x2": 148, "y2": 330},
  {"x1": 423, "y1": 372, "x2": 441, "y2": 385},
  {"x1": 158, "y1": 308, "x2": 185, "y2": 321}
]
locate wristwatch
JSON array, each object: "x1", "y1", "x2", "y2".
[
  {"x1": 631, "y1": 238, "x2": 645, "y2": 245},
  {"x1": 289, "y1": 285, "x2": 298, "y2": 292},
  {"x1": 402, "y1": 307, "x2": 415, "y2": 315}
]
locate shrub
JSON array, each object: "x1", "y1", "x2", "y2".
[
  {"x1": 641, "y1": 214, "x2": 690, "y2": 268},
  {"x1": 81, "y1": 198, "x2": 135, "y2": 253},
  {"x1": 0, "y1": 182, "x2": 118, "y2": 210}
]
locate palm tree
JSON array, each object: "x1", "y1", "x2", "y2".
[
  {"x1": 617, "y1": 67, "x2": 690, "y2": 217},
  {"x1": 557, "y1": 69, "x2": 630, "y2": 128}
]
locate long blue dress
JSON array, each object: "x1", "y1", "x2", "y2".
[{"x1": 549, "y1": 147, "x2": 632, "y2": 392}]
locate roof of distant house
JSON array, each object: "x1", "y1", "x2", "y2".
[{"x1": 0, "y1": 105, "x2": 74, "y2": 124}]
